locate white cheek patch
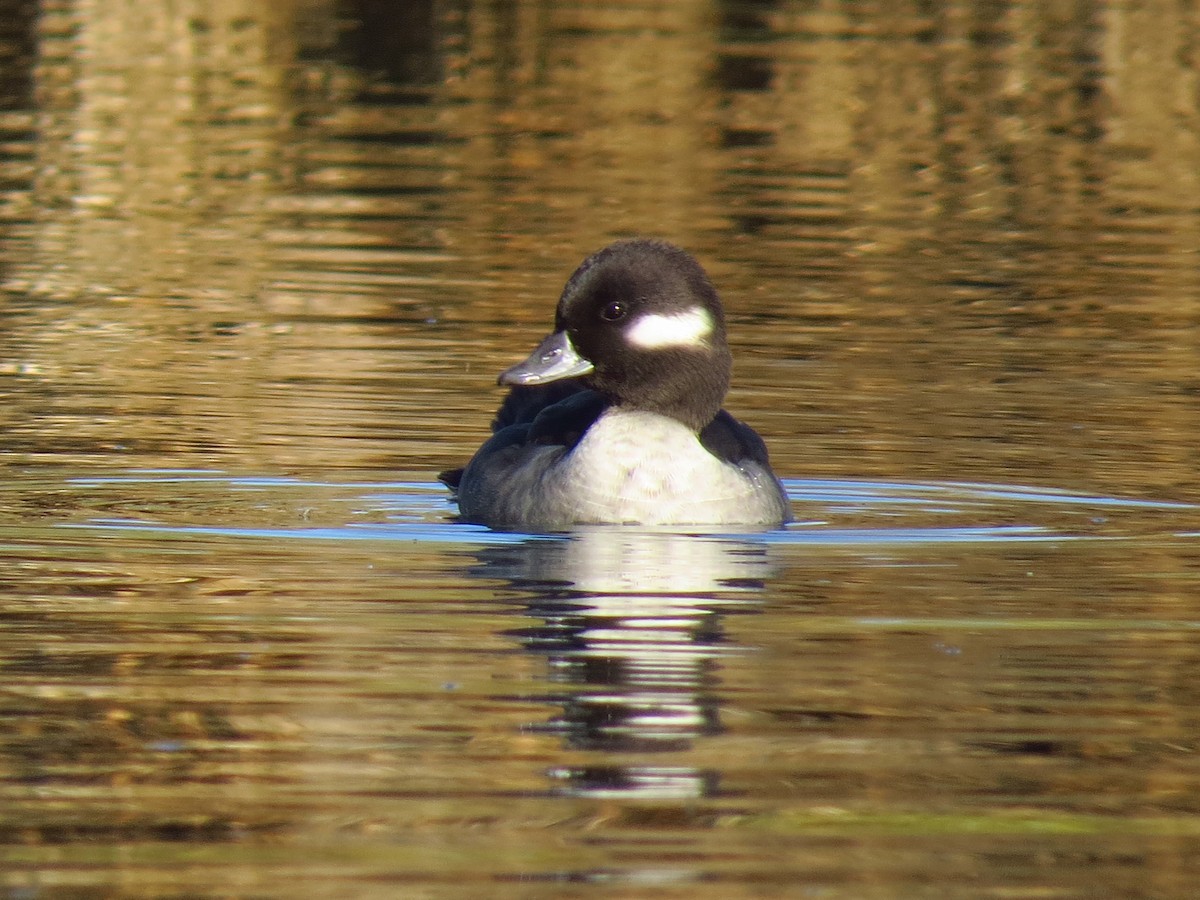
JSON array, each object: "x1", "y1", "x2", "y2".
[{"x1": 626, "y1": 307, "x2": 713, "y2": 349}]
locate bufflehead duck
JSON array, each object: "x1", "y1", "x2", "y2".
[{"x1": 440, "y1": 239, "x2": 791, "y2": 530}]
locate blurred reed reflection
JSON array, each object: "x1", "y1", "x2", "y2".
[
  {"x1": 471, "y1": 529, "x2": 776, "y2": 798},
  {"x1": 0, "y1": 0, "x2": 1195, "y2": 501},
  {"x1": 5, "y1": 0, "x2": 1197, "y2": 316}
]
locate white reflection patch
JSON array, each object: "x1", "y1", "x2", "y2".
[{"x1": 626, "y1": 307, "x2": 713, "y2": 349}]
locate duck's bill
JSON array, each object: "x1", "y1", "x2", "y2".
[{"x1": 498, "y1": 330, "x2": 595, "y2": 386}]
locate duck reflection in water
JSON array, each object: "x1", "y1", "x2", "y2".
[{"x1": 467, "y1": 528, "x2": 776, "y2": 799}]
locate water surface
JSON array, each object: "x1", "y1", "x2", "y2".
[{"x1": 2, "y1": 1, "x2": 1200, "y2": 897}]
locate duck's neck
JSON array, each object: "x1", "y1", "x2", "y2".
[{"x1": 599, "y1": 349, "x2": 730, "y2": 432}]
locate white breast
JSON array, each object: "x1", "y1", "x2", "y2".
[{"x1": 547, "y1": 409, "x2": 785, "y2": 526}]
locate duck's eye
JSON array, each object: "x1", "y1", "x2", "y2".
[{"x1": 601, "y1": 301, "x2": 627, "y2": 322}]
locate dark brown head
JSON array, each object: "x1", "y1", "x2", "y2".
[{"x1": 500, "y1": 239, "x2": 732, "y2": 431}]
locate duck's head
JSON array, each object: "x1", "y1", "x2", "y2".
[{"x1": 499, "y1": 239, "x2": 732, "y2": 431}]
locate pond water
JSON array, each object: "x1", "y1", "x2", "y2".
[{"x1": 2, "y1": 1, "x2": 1200, "y2": 897}]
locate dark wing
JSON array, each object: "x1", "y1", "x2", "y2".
[
  {"x1": 490, "y1": 382, "x2": 592, "y2": 432},
  {"x1": 526, "y1": 388, "x2": 608, "y2": 448},
  {"x1": 699, "y1": 409, "x2": 774, "y2": 468},
  {"x1": 439, "y1": 386, "x2": 608, "y2": 491}
]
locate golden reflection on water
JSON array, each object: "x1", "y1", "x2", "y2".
[
  {"x1": 0, "y1": 0, "x2": 1196, "y2": 497},
  {"x1": 2, "y1": 1, "x2": 1200, "y2": 897}
]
